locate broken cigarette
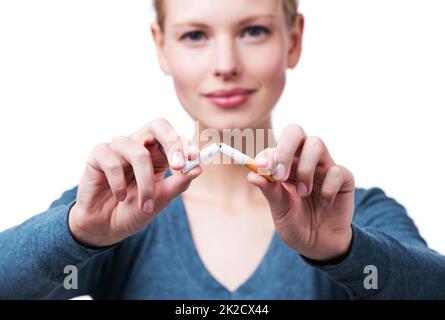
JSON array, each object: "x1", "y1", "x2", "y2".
[
  {"x1": 181, "y1": 143, "x2": 221, "y2": 174},
  {"x1": 181, "y1": 143, "x2": 275, "y2": 182},
  {"x1": 219, "y1": 143, "x2": 275, "y2": 182}
]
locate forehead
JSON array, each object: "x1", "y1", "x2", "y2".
[{"x1": 164, "y1": 0, "x2": 284, "y2": 26}]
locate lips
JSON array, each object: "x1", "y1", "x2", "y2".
[{"x1": 203, "y1": 88, "x2": 256, "y2": 109}]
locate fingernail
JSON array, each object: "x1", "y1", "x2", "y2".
[
  {"x1": 320, "y1": 197, "x2": 331, "y2": 208},
  {"x1": 297, "y1": 182, "x2": 308, "y2": 197},
  {"x1": 171, "y1": 151, "x2": 183, "y2": 167},
  {"x1": 255, "y1": 156, "x2": 268, "y2": 166},
  {"x1": 143, "y1": 199, "x2": 154, "y2": 213},
  {"x1": 273, "y1": 163, "x2": 286, "y2": 181}
]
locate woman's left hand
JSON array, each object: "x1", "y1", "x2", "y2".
[{"x1": 247, "y1": 124, "x2": 355, "y2": 262}]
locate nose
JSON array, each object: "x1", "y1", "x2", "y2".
[{"x1": 213, "y1": 35, "x2": 241, "y2": 79}]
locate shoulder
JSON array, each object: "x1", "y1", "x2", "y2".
[
  {"x1": 354, "y1": 186, "x2": 403, "y2": 210},
  {"x1": 48, "y1": 186, "x2": 78, "y2": 209},
  {"x1": 353, "y1": 186, "x2": 408, "y2": 226}
]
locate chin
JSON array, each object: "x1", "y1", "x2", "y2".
[{"x1": 183, "y1": 98, "x2": 274, "y2": 132}]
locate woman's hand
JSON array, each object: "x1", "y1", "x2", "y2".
[
  {"x1": 247, "y1": 124, "x2": 355, "y2": 262},
  {"x1": 69, "y1": 118, "x2": 201, "y2": 247}
]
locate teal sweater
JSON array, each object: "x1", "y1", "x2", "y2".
[{"x1": 1, "y1": 185, "x2": 444, "y2": 299}]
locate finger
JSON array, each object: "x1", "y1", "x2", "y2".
[
  {"x1": 109, "y1": 136, "x2": 155, "y2": 213},
  {"x1": 319, "y1": 165, "x2": 355, "y2": 208},
  {"x1": 295, "y1": 136, "x2": 335, "y2": 197},
  {"x1": 87, "y1": 143, "x2": 128, "y2": 202},
  {"x1": 247, "y1": 171, "x2": 291, "y2": 221},
  {"x1": 273, "y1": 124, "x2": 307, "y2": 182},
  {"x1": 182, "y1": 138, "x2": 200, "y2": 161},
  {"x1": 153, "y1": 166, "x2": 202, "y2": 210},
  {"x1": 130, "y1": 118, "x2": 185, "y2": 170},
  {"x1": 254, "y1": 148, "x2": 275, "y2": 175}
]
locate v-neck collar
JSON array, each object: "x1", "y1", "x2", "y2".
[{"x1": 167, "y1": 194, "x2": 280, "y2": 298}]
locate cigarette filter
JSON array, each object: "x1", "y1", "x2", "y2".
[{"x1": 219, "y1": 143, "x2": 275, "y2": 182}]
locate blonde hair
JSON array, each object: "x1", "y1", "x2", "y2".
[{"x1": 153, "y1": 0, "x2": 299, "y2": 31}]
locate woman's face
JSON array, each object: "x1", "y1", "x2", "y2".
[{"x1": 152, "y1": 0, "x2": 304, "y2": 131}]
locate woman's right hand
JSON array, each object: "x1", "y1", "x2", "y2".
[{"x1": 68, "y1": 118, "x2": 201, "y2": 247}]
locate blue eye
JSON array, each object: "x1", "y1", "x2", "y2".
[
  {"x1": 182, "y1": 31, "x2": 206, "y2": 42},
  {"x1": 242, "y1": 26, "x2": 270, "y2": 38}
]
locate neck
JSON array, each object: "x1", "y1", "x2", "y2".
[{"x1": 185, "y1": 118, "x2": 276, "y2": 206}]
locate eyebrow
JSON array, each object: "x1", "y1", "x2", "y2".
[{"x1": 171, "y1": 14, "x2": 276, "y2": 29}]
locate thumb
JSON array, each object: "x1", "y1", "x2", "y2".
[
  {"x1": 154, "y1": 167, "x2": 202, "y2": 211},
  {"x1": 247, "y1": 171, "x2": 291, "y2": 221}
]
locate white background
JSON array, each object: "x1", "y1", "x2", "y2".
[{"x1": 1, "y1": 0, "x2": 444, "y2": 254}]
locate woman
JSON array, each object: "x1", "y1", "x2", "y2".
[{"x1": 1, "y1": 0, "x2": 444, "y2": 299}]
